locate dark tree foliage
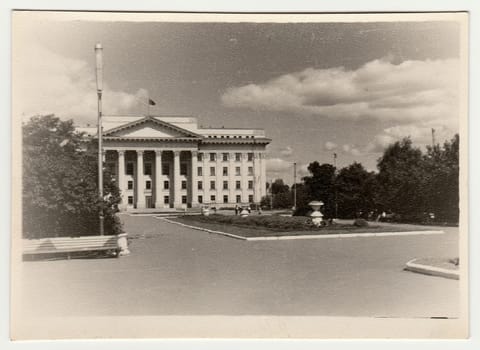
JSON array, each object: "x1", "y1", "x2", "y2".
[
  {"x1": 271, "y1": 179, "x2": 289, "y2": 195},
  {"x1": 299, "y1": 162, "x2": 336, "y2": 217},
  {"x1": 375, "y1": 135, "x2": 459, "y2": 223},
  {"x1": 271, "y1": 179, "x2": 292, "y2": 209},
  {"x1": 22, "y1": 115, "x2": 123, "y2": 238},
  {"x1": 292, "y1": 183, "x2": 311, "y2": 216},
  {"x1": 422, "y1": 134, "x2": 459, "y2": 222},
  {"x1": 376, "y1": 138, "x2": 426, "y2": 220},
  {"x1": 291, "y1": 134, "x2": 458, "y2": 224},
  {"x1": 261, "y1": 179, "x2": 292, "y2": 209},
  {"x1": 335, "y1": 162, "x2": 377, "y2": 219}
]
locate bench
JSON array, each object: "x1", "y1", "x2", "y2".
[{"x1": 23, "y1": 235, "x2": 123, "y2": 259}]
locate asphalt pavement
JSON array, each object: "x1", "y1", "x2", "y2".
[{"x1": 19, "y1": 214, "x2": 459, "y2": 318}]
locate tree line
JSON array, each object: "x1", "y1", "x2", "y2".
[
  {"x1": 261, "y1": 135, "x2": 459, "y2": 224},
  {"x1": 22, "y1": 115, "x2": 459, "y2": 239}
]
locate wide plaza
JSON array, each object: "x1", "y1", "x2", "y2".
[{"x1": 19, "y1": 214, "x2": 459, "y2": 318}]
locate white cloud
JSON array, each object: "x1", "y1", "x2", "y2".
[
  {"x1": 279, "y1": 146, "x2": 293, "y2": 156},
  {"x1": 266, "y1": 158, "x2": 293, "y2": 173},
  {"x1": 324, "y1": 141, "x2": 338, "y2": 151},
  {"x1": 14, "y1": 43, "x2": 145, "y2": 124},
  {"x1": 364, "y1": 134, "x2": 396, "y2": 153},
  {"x1": 266, "y1": 158, "x2": 310, "y2": 183},
  {"x1": 364, "y1": 122, "x2": 457, "y2": 154},
  {"x1": 342, "y1": 144, "x2": 363, "y2": 157},
  {"x1": 297, "y1": 163, "x2": 310, "y2": 178},
  {"x1": 222, "y1": 57, "x2": 459, "y2": 133},
  {"x1": 223, "y1": 56, "x2": 460, "y2": 157}
]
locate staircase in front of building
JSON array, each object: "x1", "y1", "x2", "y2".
[{"x1": 127, "y1": 207, "x2": 202, "y2": 216}]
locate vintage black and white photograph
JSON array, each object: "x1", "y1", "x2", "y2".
[{"x1": 11, "y1": 11, "x2": 468, "y2": 339}]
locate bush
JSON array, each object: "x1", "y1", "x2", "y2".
[
  {"x1": 293, "y1": 206, "x2": 312, "y2": 217},
  {"x1": 192, "y1": 214, "x2": 321, "y2": 231},
  {"x1": 353, "y1": 218, "x2": 369, "y2": 227}
]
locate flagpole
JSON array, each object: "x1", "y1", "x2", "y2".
[{"x1": 146, "y1": 90, "x2": 150, "y2": 116}]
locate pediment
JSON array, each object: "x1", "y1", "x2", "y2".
[{"x1": 104, "y1": 117, "x2": 200, "y2": 139}]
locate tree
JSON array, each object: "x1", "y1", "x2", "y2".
[
  {"x1": 270, "y1": 179, "x2": 292, "y2": 209},
  {"x1": 335, "y1": 162, "x2": 377, "y2": 219},
  {"x1": 376, "y1": 137, "x2": 427, "y2": 221},
  {"x1": 292, "y1": 182, "x2": 310, "y2": 215},
  {"x1": 301, "y1": 162, "x2": 336, "y2": 217},
  {"x1": 22, "y1": 115, "x2": 123, "y2": 238},
  {"x1": 423, "y1": 134, "x2": 459, "y2": 222}
]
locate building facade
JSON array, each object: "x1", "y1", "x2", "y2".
[{"x1": 83, "y1": 115, "x2": 270, "y2": 211}]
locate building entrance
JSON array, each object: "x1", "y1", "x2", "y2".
[{"x1": 145, "y1": 196, "x2": 153, "y2": 208}]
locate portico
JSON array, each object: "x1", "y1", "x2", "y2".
[{"x1": 96, "y1": 115, "x2": 271, "y2": 210}]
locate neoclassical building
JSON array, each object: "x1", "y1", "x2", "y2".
[{"x1": 80, "y1": 115, "x2": 270, "y2": 210}]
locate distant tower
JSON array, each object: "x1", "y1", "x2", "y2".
[{"x1": 431, "y1": 128, "x2": 436, "y2": 147}]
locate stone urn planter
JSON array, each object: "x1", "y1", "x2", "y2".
[
  {"x1": 240, "y1": 207, "x2": 250, "y2": 217},
  {"x1": 201, "y1": 206, "x2": 210, "y2": 216},
  {"x1": 309, "y1": 200, "x2": 324, "y2": 227}
]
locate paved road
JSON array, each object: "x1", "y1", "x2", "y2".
[{"x1": 19, "y1": 215, "x2": 459, "y2": 317}]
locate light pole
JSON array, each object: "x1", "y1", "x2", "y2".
[
  {"x1": 95, "y1": 43, "x2": 104, "y2": 236},
  {"x1": 293, "y1": 162, "x2": 297, "y2": 211},
  {"x1": 333, "y1": 153, "x2": 338, "y2": 219},
  {"x1": 270, "y1": 178, "x2": 274, "y2": 210}
]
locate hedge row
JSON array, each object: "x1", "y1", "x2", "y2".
[{"x1": 190, "y1": 214, "x2": 324, "y2": 231}]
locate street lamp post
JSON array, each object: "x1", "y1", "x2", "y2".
[
  {"x1": 270, "y1": 178, "x2": 274, "y2": 210},
  {"x1": 333, "y1": 153, "x2": 338, "y2": 219},
  {"x1": 293, "y1": 162, "x2": 297, "y2": 211},
  {"x1": 95, "y1": 43, "x2": 104, "y2": 236}
]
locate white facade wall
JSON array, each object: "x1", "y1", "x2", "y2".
[{"x1": 101, "y1": 116, "x2": 270, "y2": 210}]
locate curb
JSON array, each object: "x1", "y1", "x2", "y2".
[
  {"x1": 245, "y1": 230, "x2": 444, "y2": 241},
  {"x1": 156, "y1": 217, "x2": 444, "y2": 242},
  {"x1": 405, "y1": 258, "x2": 459, "y2": 280},
  {"x1": 157, "y1": 217, "x2": 247, "y2": 240}
]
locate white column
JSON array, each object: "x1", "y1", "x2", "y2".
[
  {"x1": 154, "y1": 150, "x2": 163, "y2": 208},
  {"x1": 173, "y1": 150, "x2": 181, "y2": 207},
  {"x1": 228, "y1": 152, "x2": 235, "y2": 204},
  {"x1": 216, "y1": 152, "x2": 222, "y2": 205},
  {"x1": 190, "y1": 151, "x2": 198, "y2": 207},
  {"x1": 118, "y1": 150, "x2": 126, "y2": 210},
  {"x1": 260, "y1": 153, "x2": 267, "y2": 198},
  {"x1": 136, "y1": 150, "x2": 145, "y2": 209},
  {"x1": 241, "y1": 152, "x2": 248, "y2": 204},
  {"x1": 202, "y1": 152, "x2": 209, "y2": 204},
  {"x1": 254, "y1": 152, "x2": 261, "y2": 203}
]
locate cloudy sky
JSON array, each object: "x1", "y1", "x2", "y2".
[{"x1": 13, "y1": 13, "x2": 462, "y2": 183}]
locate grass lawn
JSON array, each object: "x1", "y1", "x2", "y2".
[{"x1": 169, "y1": 215, "x2": 429, "y2": 238}]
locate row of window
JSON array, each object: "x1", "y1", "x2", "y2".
[
  {"x1": 119, "y1": 153, "x2": 255, "y2": 176},
  {"x1": 123, "y1": 163, "x2": 188, "y2": 176},
  {"x1": 198, "y1": 166, "x2": 253, "y2": 177},
  {"x1": 127, "y1": 194, "x2": 254, "y2": 205},
  {"x1": 198, "y1": 180, "x2": 253, "y2": 190},
  {"x1": 122, "y1": 163, "x2": 255, "y2": 177},
  {"x1": 199, "y1": 152, "x2": 254, "y2": 162},
  {"x1": 126, "y1": 180, "x2": 255, "y2": 191}
]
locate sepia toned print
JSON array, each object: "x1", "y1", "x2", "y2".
[{"x1": 11, "y1": 11, "x2": 468, "y2": 339}]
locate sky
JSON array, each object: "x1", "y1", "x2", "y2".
[{"x1": 13, "y1": 13, "x2": 462, "y2": 183}]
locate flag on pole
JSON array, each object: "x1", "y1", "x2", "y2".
[{"x1": 148, "y1": 98, "x2": 156, "y2": 106}]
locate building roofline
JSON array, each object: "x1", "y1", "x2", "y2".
[
  {"x1": 103, "y1": 116, "x2": 202, "y2": 138},
  {"x1": 200, "y1": 138, "x2": 271, "y2": 145},
  {"x1": 103, "y1": 136, "x2": 200, "y2": 142}
]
